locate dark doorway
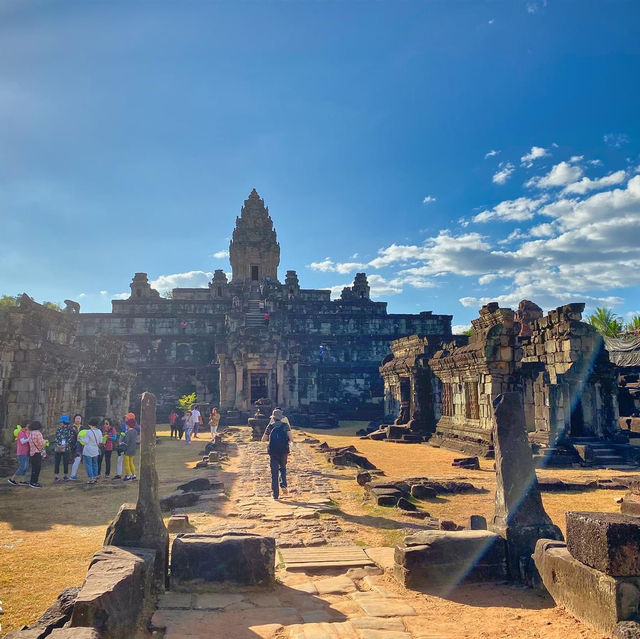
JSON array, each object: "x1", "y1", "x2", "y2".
[
  {"x1": 251, "y1": 265, "x2": 259, "y2": 281},
  {"x1": 251, "y1": 373, "x2": 268, "y2": 403},
  {"x1": 400, "y1": 378, "x2": 411, "y2": 403},
  {"x1": 570, "y1": 397, "x2": 584, "y2": 436}
]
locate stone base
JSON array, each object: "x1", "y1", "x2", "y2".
[
  {"x1": 171, "y1": 532, "x2": 275, "y2": 586},
  {"x1": 393, "y1": 530, "x2": 507, "y2": 592},
  {"x1": 429, "y1": 431, "x2": 494, "y2": 458},
  {"x1": 71, "y1": 546, "x2": 157, "y2": 639},
  {"x1": 533, "y1": 539, "x2": 640, "y2": 635}
]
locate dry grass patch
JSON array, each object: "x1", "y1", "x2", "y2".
[{"x1": 0, "y1": 426, "x2": 214, "y2": 634}]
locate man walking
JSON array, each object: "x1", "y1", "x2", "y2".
[{"x1": 261, "y1": 408, "x2": 291, "y2": 500}]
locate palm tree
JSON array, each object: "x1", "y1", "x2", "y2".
[
  {"x1": 587, "y1": 307, "x2": 623, "y2": 337},
  {"x1": 626, "y1": 315, "x2": 640, "y2": 333}
]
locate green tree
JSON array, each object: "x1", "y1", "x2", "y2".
[
  {"x1": 0, "y1": 294, "x2": 20, "y2": 311},
  {"x1": 587, "y1": 307, "x2": 623, "y2": 337},
  {"x1": 462, "y1": 328, "x2": 474, "y2": 336},
  {"x1": 42, "y1": 301, "x2": 62, "y2": 311},
  {"x1": 626, "y1": 315, "x2": 640, "y2": 333},
  {"x1": 177, "y1": 392, "x2": 197, "y2": 411}
]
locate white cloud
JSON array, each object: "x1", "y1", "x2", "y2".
[
  {"x1": 478, "y1": 274, "x2": 500, "y2": 285},
  {"x1": 604, "y1": 133, "x2": 630, "y2": 148},
  {"x1": 112, "y1": 292, "x2": 129, "y2": 300},
  {"x1": 488, "y1": 19, "x2": 495, "y2": 25},
  {"x1": 368, "y1": 244, "x2": 430, "y2": 269},
  {"x1": 569, "y1": 155, "x2": 584, "y2": 163},
  {"x1": 150, "y1": 270, "x2": 213, "y2": 293},
  {"x1": 99, "y1": 290, "x2": 107, "y2": 295},
  {"x1": 493, "y1": 163, "x2": 515, "y2": 185},
  {"x1": 78, "y1": 293, "x2": 86, "y2": 298},
  {"x1": 498, "y1": 228, "x2": 528, "y2": 245},
  {"x1": 473, "y1": 196, "x2": 547, "y2": 223},
  {"x1": 307, "y1": 258, "x2": 366, "y2": 274},
  {"x1": 527, "y1": 161, "x2": 584, "y2": 189},
  {"x1": 521, "y1": 146, "x2": 549, "y2": 167},
  {"x1": 422, "y1": 195, "x2": 437, "y2": 205},
  {"x1": 563, "y1": 170, "x2": 626, "y2": 195},
  {"x1": 589, "y1": 159, "x2": 603, "y2": 166},
  {"x1": 484, "y1": 149, "x2": 500, "y2": 159},
  {"x1": 213, "y1": 250, "x2": 229, "y2": 259},
  {"x1": 452, "y1": 323, "x2": 472, "y2": 334}
]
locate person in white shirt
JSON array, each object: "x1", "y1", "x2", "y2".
[
  {"x1": 190, "y1": 405, "x2": 201, "y2": 439},
  {"x1": 83, "y1": 417, "x2": 103, "y2": 484}
]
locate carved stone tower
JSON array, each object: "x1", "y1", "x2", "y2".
[{"x1": 229, "y1": 189, "x2": 280, "y2": 284}]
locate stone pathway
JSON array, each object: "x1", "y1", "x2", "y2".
[
  {"x1": 153, "y1": 568, "x2": 435, "y2": 639},
  {"x1": 214, "y1": 439, "x2": 357, "y2": 548},
  {"x1": 153, "y1": 430, "x2": 444, "y2": 639}
]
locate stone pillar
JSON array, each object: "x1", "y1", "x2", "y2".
[
  {"x1": 489, "y1": 392, "x2": 563, "y2": 583},
  {"x1": 235, "y1": 362, "x2": 244, "y2": 409},
  {"x1": 276, "y1": 360, "x2": 285, "y2": 406},
  {"x1": 291, "y1": 362, "x2": 299, "y2": 408},
  {"x1": 104, "y1": 391, "x2": 169, "y2": 592}
]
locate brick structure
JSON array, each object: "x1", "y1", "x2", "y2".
[
  {"x1": 76, "y1": 190, "x2": 453, "y2": 420},
  {"x1": 0, "y1": 295, "x2": 133, "y2": 475}
]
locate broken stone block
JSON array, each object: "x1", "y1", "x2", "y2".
[
  {"x1": 534, "y1": 539, "x2": 640, "y2": 635},
  {"x1": 452, "y1": 456, "x2": 480, "y2": 470},
  {"x1": 48, "y1": 631, "x2": 102, "y2": 639},
  {"x1": 469, "y1": 515, "x2": 488, "y2": 530},
  {"x1": 394, "y1": 530, "x2": 507, "y2": 591},
  {"x1": 397, "y1": 497, "x2": 417, "y2": 511},
  {"x1": 71, "y1": 546, "x2": 156, "y2": 639},
  {"x1": 159, "y1": 490, "x2": 200, "y2": 512},
  {"x1": 332, "y1": 451, "x2": 377, "y2": 469},
  {"x1": 371, "y1": 488, "x2": 401, "y2": 507},
  {"x1": 167, "y1": 515, "x2": 193, "y2": 533},
  {"x1": 176, "y1": 477, "x2": 211, "y2": 493},
  {"x1": 613, "y1": 621, "x2": 640, "y2": 638},
  {"x1": 566, "y1": 512, "x2": 640, "y2": 576},
  {"x1": 410, "y1": 484, "x2": 437, "y2": 500},
  {"x1": 171, "y1": 532, "x2": 275, "y2": 586},
  {"x1": 621, "y1": 493, "x2": 640, "y2": 516}
]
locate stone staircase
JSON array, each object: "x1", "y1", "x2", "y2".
[
  {"x1": 571, "y1": 437, "x2": 631, "y2": 469},
  {"x1": 245, "y1": 297, "x2": 265, "y2": 328}
]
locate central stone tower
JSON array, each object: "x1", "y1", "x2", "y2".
[{"x1": 229, "y1": 189, "x2": 280, "y2": 284}]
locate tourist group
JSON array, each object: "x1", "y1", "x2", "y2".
[{"x1": 6, "y1": 413, "x2": 141, "y2": 488}]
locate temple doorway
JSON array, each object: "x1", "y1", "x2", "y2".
[
  {"x1": 570, "y1": 397, "x2": 585, "y2": 437},
  {"x1": 251, "y1": 373, "x2": 268, "y2": 403}
]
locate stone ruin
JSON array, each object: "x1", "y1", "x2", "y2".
[
  {"x1": 534, "y1": 512, "x2": 640, "y2": 635},
  {"x1": 394, "y1": 392, "x2": 563, "y2": 592},
  {"x1": 380, "y1": 300, "x2": 638, "y2": 469},
  {"x1": 248, "y1": 396, "x2": 273, "y2": 440},
  {"x1": 0, "y1": 295, "x2": 134, "y2": 476}
]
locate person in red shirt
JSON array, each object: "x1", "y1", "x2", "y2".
[
  {"x1": 264, "y1": 312, "x2": 270, "y2": 327},
  {"x1": 8, "y1": 422, "x2": 31, "y2": 486}
]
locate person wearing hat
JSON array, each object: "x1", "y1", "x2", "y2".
[
  {"x1": 53, "y1": 415, "x2": 74, "y2": 482},
  {"x1": 261, "y1": 408, "x2": 292, "y2": 499}
]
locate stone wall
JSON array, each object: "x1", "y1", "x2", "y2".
[{"x1": 0, "y1": 296, "x2": 133, "y2": 475}]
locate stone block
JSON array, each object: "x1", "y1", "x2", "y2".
[
  {"x1": 176, "y1": 477, "x2": 211, "y2": 493},
  {"x1": 566, "y1": 512, "x2": 640, "y2": 576},
  {"x1": 167, "y1": 515, "x2": 193, "y2": 533},
  {"x1": 410, "y1": 484, "x2": 437, "y2": 500},
  {"x1": 469, "y1": 515, "x2": 487, "y2": 530},
  {"x1": 613, "y1": 621, "x2": 640, "y2": 638},
  {"x1": 159, "y1": 490, "x2": 199, "y2": 512},
  {"x1": 48, "y1": 631, "x2": 102, "y2": 639},
  {"x1": 534, "y1": 539, "x2": 640, "y2": 635},
  {"x1": 621, "y1": 493, "x2": 640, "y2": 517},
  {"x1": 171, "y1": 532, "x2": 275, "y2": 586},
  {"x1": 394, "y1": 530, "x2": 507, "y2": 591},
  {"x1": 71, "y1": 546, "x2": 156, "y2": 639}
]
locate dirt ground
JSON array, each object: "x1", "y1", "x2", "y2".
[{"x1": 0, "y1": 421, "x2": 633, "y2": 637}]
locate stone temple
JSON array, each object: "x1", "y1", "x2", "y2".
[{"x1": 76, "y1": 189, "x2": 453, "y2": 420}]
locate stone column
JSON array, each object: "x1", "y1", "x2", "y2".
[
  {"x1": 235, "y1": 362, "x2": 244, "y2": 409},
  {"x1": 104, "y1": 391, "x2": 169, "y2": 591},
  {"x1": 489, "y1": 392, "x2": 563, "y2": 582},
  {"x1": 276, "y1": 360, "x2": 285, "y2": 406}
]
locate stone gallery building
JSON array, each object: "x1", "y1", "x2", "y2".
[
  {"x1": 76, "y1": 190, "x2": 453, "y2": 419},
  {"x1": 381, "y1": 300, "x2": 630, "y2": 463}
]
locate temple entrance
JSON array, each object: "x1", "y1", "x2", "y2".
[
  {"x1": 570, "y1": 397, "x2": 585, "y2": 436},
  {"x1": 250, "y1": 373, "x2": 268, "y2": 403},
  {"x1": 251, "y1": 265, "x2": 259, "y2": 281}
]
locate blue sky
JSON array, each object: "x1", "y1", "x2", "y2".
[{"x1": 1, "y1": 0, "x2": 639, "y2": 330}]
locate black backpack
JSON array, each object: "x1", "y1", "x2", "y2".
[{"x1": 268, "y1": 422, "x2": 289, "y2": 455}]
